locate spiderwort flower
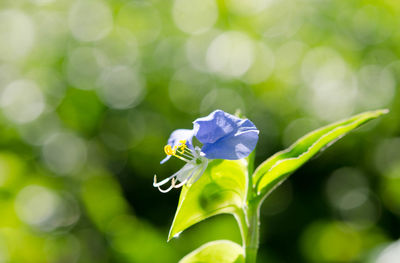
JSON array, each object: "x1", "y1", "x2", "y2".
[{"x1": 153, "y1": 110, "x2": 259, "y2": 193}]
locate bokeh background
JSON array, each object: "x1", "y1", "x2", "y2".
[{"x1": 0, "y1": 0, "x2": 399, "y2": 262}]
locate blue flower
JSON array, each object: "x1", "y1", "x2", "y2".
[{"x1": 154, "y1": 110, "x2": 259, "y2": 193}]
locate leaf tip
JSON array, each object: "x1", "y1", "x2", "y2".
[
  {"x1": 380, "y1": 108, "x2": 390, "y2": 114},
  {"x1": 372, "y1": 108, "x2": 389, "y2": 116},
  {"x1": 167, "y1": 229, "x2": 182, "y2": 242}
]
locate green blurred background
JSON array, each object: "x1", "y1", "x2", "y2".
[{"x1": 0, "y1": 0, "x2": 399, "y2": 262}]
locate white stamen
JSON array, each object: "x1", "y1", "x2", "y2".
[
  {"x1": 157, "y1": 178, "x2": 176, "y2": 193},
  {"x1": 154, "y1": 145, "x2": 207, "y2": 192},
  {"x1": 177, "y1": 150, "x2": 194, "y2": 160},
  {"x1": 173, "y1": 166, "x2": 197, "y2": 188}
]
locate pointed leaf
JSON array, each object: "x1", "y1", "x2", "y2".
[
  {"x1": 253, "y1": 109, "x2": 388, "y2": 197},
  {"x1": 169, "y1": 159, "x2": 247, "y2": 240},
  {"x1": 179, "y1": 240, "x2": 244, "y2": 263}
]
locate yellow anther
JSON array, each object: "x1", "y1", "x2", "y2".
[
  {"x1": 164, "y1": 140, "x2": 194, "y2": 163},
  {"x1": 164, "y1": 145, "x2": 176, "y2": 156},
  {"x1": 179, "y1": 144, "x2": 186, "y2": 152},
  {"x1": 178, "y1": 140, "x2": 187, "y2": 153}
]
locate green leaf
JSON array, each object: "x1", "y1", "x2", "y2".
[
  {"x1": 168, "y1": 159, "x2": 248, "y2": 241},
  {"x1": 179, "y1": 240, "x2": 244, "y2": 263},
  {"x1": 253, "y1": 109, "x2": 388, "y2": 197}
]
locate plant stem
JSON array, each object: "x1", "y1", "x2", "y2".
[
  {"x1": 241, "y1": 152, "x2": 260, "y2": 263},
  {"x1": 244, "y1": 200, "x2": 260, "y2": 263}
]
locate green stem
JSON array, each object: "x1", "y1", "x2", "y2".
[
  {"x1": 244, "y1": 200, "x2": 260, "y2": 263},
  {"x1": 239, "y1": 152, "x2": 260, "y2": 263}
]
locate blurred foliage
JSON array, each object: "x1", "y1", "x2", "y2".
[{"x1": 0, "y1": 0, "x2": 399, "y2": 262}]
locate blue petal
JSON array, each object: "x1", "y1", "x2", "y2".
[
  {"x1": 193, "y1": 110, "x2": 238, "y2": 144},
  {"x1": 160, "y1": 129, "x2": 194, "y2": 164},
  {"x1": 193, "y1": 110, "x2": 259, "y2": 160},
  {"x1": 201, "y1": 124, "x2": 259, "y2": 160}
]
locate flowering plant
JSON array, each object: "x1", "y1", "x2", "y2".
[
  {"x1": 155, "y1": 109, "x2": 388, "y2": 263},
  {"x1": 154, "y1": 110, "x2": 259, "y2": 192}
]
